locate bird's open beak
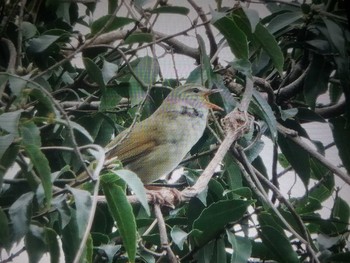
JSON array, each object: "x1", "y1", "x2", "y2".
[{"x1": 203, "y1": 89, "x2": 224, "y2": 111}]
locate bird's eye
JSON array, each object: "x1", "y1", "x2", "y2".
[{"x1": 192, "y1": 88, "x2": 200, "y2": 93}]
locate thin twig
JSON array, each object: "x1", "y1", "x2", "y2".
[
  {"x1": 188, "y1": 0, "x2": 218, "y2": 64},
  {"x1": 236, "y1": 148, "x2": 320, "y2": 263},
  {"x1": 2, "y1": 247, "x2": 26, "y2": 263},
  {"x1": 16, "y1": 0, "x2": 26, "y2": 68},
  {"x1": 154, "y1": 204, "x2": 178, "y2": 263}
]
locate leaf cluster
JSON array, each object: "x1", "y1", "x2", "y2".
[{"x1": 0, "y1": 0, "x2": 349, "y2": 262}]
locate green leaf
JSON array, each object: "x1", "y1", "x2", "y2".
[
  {"x1": 267, "y1": 11, "x2": 303, "y2": 34},
  {"x1": 303, "y1": 55, "x2": 332, "y2": 109},
  {"x1": 61, "y1": 208, "x2": 82, "y2": 263},
  {"x1": 29, "y1": 88, "x2": 57, "y2": 116},
  {"x1": 97, "y1": 244, "x2": 122, "y2": 263},
  {"x1": 329, "y1": 116, "x2": 350, "y2": 174},
  {"x1": 100, "y1": 87, "x2": 122, "y2": 111},
  {"x1": 212, "y1": 238, "x2": 226, "y2": 263},
  {"x1": 124, "y1": 32, "x2": 153, "y2": 45},
  {"x1": 51, "y1": 195, "x2": 71, "y2": 229},
  {"x1": 102, "y1": 181, "x2": 137, "y2": 262},
  {"x1": 66, "y1": 186, "x2": 92, "y2": 239},
  {"x1": 226, "y1": 231, "x2": 252, "y2": 263},
  {"x1": 27, "y1": 35, "x2": 60, "y2": 53},
  {"x1": 230, "y1": 58, "x2": 252, "y2": 78},
  {"x1": 242, "y1": 7, "x2": 260, "y2": 32},
  {"x1": 129, "y1": 56, "x2": 159, "y2": 106},
  {"x1": 322, "y1": 18, "x2": 346, "y2": 56},
  {"x1": 9, "y1": 192, "x2": 34, "y2": 241},
  {"x1": 213, "y1": 15, "x2": 249, "y2": 59},
  {"x1": 254, "y1": 23, "x2": 284, "y2": 74},
  {"x1": 0, "y1": 134, "x2": 14, "y2": 160},
  {"x1": 25, "y1": 225, "x2": 47, "y2": 263},
  {"x1": 251, "y1": 90, "x2": 277, "y2": 139},
  {"x1": 59, "y1": 118, "x2": 94, "y2": 142},
  {"x1": 197, "y1": 34, "x2": 212, "y2": 85},
  {"x1": 45, "y1": 227, "x2": 60, "y2": 263},
  {"x1": 20, "y1": 120, "x2": 41, "y2": 147},
  {"x1": 259, "y1": 226, "x2": 299, "y2": 263},
  {"x1": 170, "y1": 226, "x2": 188, "y2": 250},
  {"x1": 21, "y1": 21, "x2": 37, "y2": 40},
  {"x1": 278, "y1": 134, "x2": 310, "y2": 187},
  {"x1": 0, "y1": 208, "x2": 11, "y2": 251},
  {"x1": 151, "y1": 6, "x2": 190, "y2": 15},
  {"x1": 24, "y1": 144, "x2": 52, "y2": 206},
  {"x1": 91, "y1": 15, "x2": 135, "y2": 35},
  {"x1": 192, "y1": 200, "x2": 253, "y2": 247},
  {"x1": 102, "y1": 59, "x2": 119, "y2": 85},
  {"x1": 111, "y1": 169, "x2": 150, "y2": 215},
  {"x1": 83, "y1": 57, "x2": 105, "y2": 89},
  {"x1": 0, "y1": 110, "x2": 22, "y2": 135},
  {"x1": 331, "y1": 196, "x2": 349, "y2": 233}
]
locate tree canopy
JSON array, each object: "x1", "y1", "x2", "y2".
[{"x1": 0, "y1": 0, "x2": 349, "y2": 262}]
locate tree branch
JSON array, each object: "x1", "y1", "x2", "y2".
[{"x1": 277, "y1": 123, "x2": 350, "y2": 185}]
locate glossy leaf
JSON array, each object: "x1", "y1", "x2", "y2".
[
  {"x1": 242, "y1": 7, "x2": 260, "y2": 32},
  {"x1": 27, "y1": 34, "x2": 60, "y2": 53},
  {"x1": 91, "y1": 15, "x2": 135, "y2": 35},
  {"x1": 322, "y1": 18, "x2": 346, "y2": 56},
  {"x1": 171, "y1": 226, "x2": 188, "y2": 250},
  {"x1": 9, "y1": 192, "x2": 34, "y2": 241},
  {"x1": 259, "y1": 226, "x2": 299, "y2": 263},
  {"x1": 192, "y1": 199, "x2": 253, "y2": 246},
  {"x1": 20, "y1": 120, "x2": 41, "y2": 147},
  {"x1": 45, "y1": 227, "x2": 60, "y2": 263},
  {"x1": 129, "y1": 56, "x2": 159, "y2": 106},
  {"x1": 0, "y1": 134, "x2": 15, "y2": 160},
  {"x1": 197, "y1": 34, "x2": 212, "y2": 85},
  {"x1": 212, "y1": 14, "x2": 248, "y2": 59},
  {"x1": 230, "y1": 58, "x2": 252, "y2": 78},
  {"x1": 331, "y1": 196, "x2": 349, "y2": 233},
  {"x1": 252, "y1": 90, "x2": 277, "y2": 139},
  {"x1": 23, "y1": 144, "x2": 52, "y2": 206},
  {"x1": 0, "y1": 110, "x2": 22, "y2": 135},
  {"x1": 100, "y1": 87, "x2": 122, "y2": 111},
  {"x1": 112, "y1": 169, "x2": 150, "y2": 215},
  {"x1": 151, "y1": 6, "x2": 189, "y2": 15},
  {"x1": 83, "y1": 57, "x2": 105, "y2": 89},
  {"x1": 102, "y1": 181, "x2": 137, "y2": 262},
  {"x1": 97, "y1": 244, "x2": 122, "y2": 263},
  {"x1": 25, "y1": 225, "x2": 47, "y2": 263},
  {"x1": 303, "y1": 55, "x2": 332, "y2": 109},
  {"x1": 267, "y1": 11, "x2": 303, "y2": 34},
  {"x1": 59, "y1": 119, "x2": 94, "y2": 142},
  {"x1": 102, "y1": 60, "x2": 119, "y2": 85},
  {"x1": 253, "y1": 23, "x2": 284, "y2": 74},
  {"x1": 227, "y1": 231, "x2": 252, "y2": 263},
  {"x1": 124, "y1": 32, "x2": 153, "y2": 44},
  {"x1": 66, "y1": 186, "x2": 92, "y2": 239},
  {"x1": 329, "y1": 116, "x2": 350, "y2": 174},
  {"x1": 278, "y1": 134, "x2": 310, "y2": 187},
  {"x1": 21, "y1": 21, "x2": 37, "y2": 39},
  {"x1": 0, "y1": 208, "x2": 11, "y2": 251},
  {"x1": 61, "y1": 208, "x2": 82, "y2": 263}
]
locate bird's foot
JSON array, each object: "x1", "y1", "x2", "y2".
[{"x1": 145, "y1": 186, "x2": 182, "y2": 208}]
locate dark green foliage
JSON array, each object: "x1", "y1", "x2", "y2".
[{"x1": 0, "y1": 1, "x2": 349, "y2": 262}]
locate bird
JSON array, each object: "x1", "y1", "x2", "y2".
[{"x1": 103, "y1": 84, "x2": 223, "y2": 184}]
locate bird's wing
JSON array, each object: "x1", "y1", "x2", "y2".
[{"x1": 105, "y1": 120, "x2": 160, "y2": 165}]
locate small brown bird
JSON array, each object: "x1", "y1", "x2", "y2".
[{"x1": 104, "y1": 84, "x2": 222, "y2": 183}]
